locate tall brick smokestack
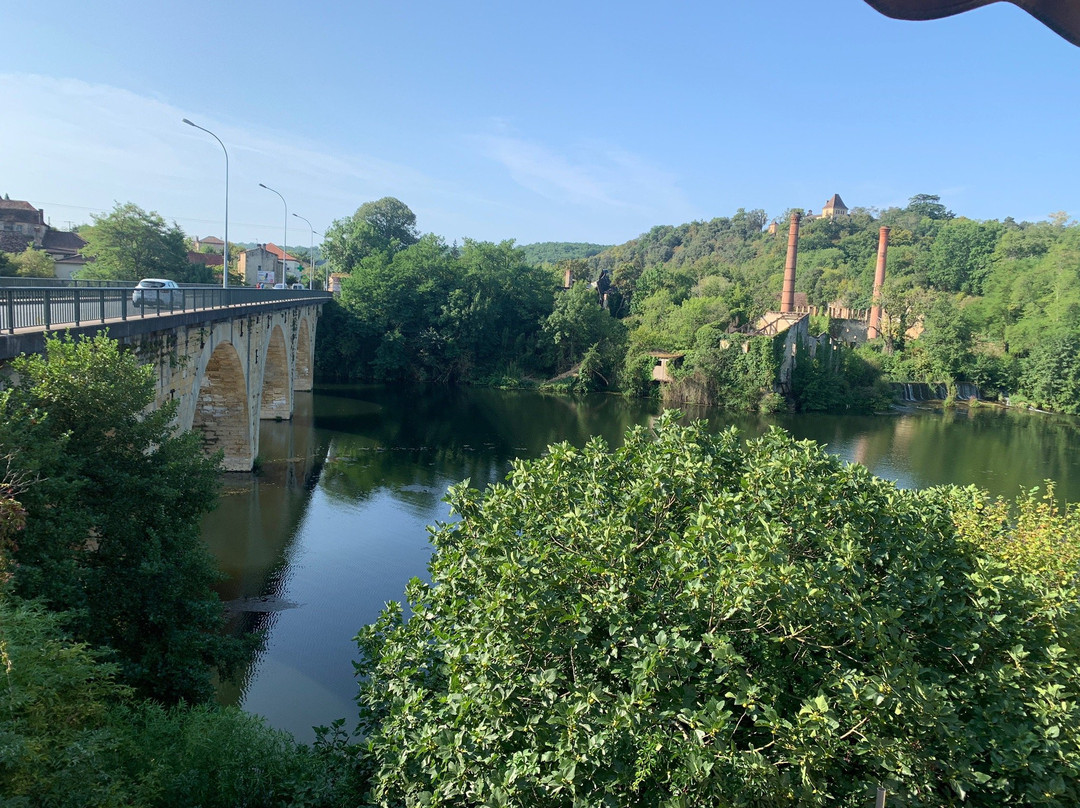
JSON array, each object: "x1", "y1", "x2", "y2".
[
  {"x1": 868, "y1": 226, "x2": 890, "y2": 338},
  {"x1": 780, "y1": 211, "x2": 801, "y2": 313}
]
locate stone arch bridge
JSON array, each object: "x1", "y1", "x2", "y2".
[{"x1": 0, "y1": 293, "x2": 326, "y2": 471}]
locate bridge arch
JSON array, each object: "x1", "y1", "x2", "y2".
[
  {"x1": 295, "y1": 316, "x2": 313, "y2": 392},
  {"x1": 260, "y1": 323, "x2": 292, "y2": 420},
  {"x1": 192, "y1": 341, "x2": 252, "y2": 471}
]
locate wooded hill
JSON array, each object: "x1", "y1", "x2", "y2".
[{"x1": 317, "y1": 195, "x2": 1080, "y2": 415}]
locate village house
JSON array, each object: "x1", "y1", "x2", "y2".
[
  {"x1": 767, "y1": 193, "x2": 850, "y2": 234},
  {"x1": 239, "y1": 242, "x2": 302, "y2": 286},
  {"x1": 192, "y1": 235, "x2": 225, "y2": 253},
  {"x1": 0, "y1": 196, "x2": 90, "y2": 279}
]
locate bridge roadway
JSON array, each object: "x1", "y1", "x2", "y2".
[{"x1": 0, "y1": 284, "x2": 331, "y2": 471}]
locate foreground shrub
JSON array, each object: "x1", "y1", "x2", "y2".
[
  {"x1": 952, "y1": 482, "x2": 1080, "y2": 588},
  {"x1": 355, "y1": 413, "x2": 1080, "y2": 806},
  {"x1": 0, "y1": 597, "x2": 352, "y2": 808}
]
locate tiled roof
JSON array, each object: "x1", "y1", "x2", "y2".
[
  {"x1": 187, "y1": 251, "x2": 224, "y2": 266},
  {"x1": 0, "y1": 232, "x2": 33, "y2": 253},
  {"x1": 823, "y1": 194, "x2": 848, "y2": 211},
  {"x1": 199, "y1": 236, "x2": 225, "y2": 244},
  {"x1": 41, "y1": 229, "x2": 88, "y2": 254},
  {"x1": 0, "y1": 198, "x2": 38, "y2": 212},
  {"x1": 264, "y1": 242, "x2": 301, "y2": 262}
]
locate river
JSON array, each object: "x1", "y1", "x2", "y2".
[{"x1": 203, "y1": 384, "x2": 1080, "y2": 742}]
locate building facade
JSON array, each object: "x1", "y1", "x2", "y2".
[{"x1": 0, "y1": 197, "x2": 89, "y2": 279}]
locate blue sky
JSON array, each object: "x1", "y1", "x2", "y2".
[{"x1": 3, "y1": 1, "x2": 1078, "y2": 249}]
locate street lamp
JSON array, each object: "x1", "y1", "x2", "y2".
[
  {"x1": 182, "y1": 118, "x2": 229, "y2": 288},
  {"x1": 259, "y1": 183, "x2": 287, "y2": 286},
  {"x1": 292, "y1": 214, "x2": 320, "y2": 290}
]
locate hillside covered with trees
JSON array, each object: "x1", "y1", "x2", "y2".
[{"x1": 318, "y1": 194, "x2": 1080, "y2": 416}]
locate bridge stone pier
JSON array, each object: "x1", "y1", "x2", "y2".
[
  {"x1": 0, "y1": 294, "x2": 325, "y2": 472},
  {"x1": 137, "y1": 305, "x2": 319, "y2": 471}
]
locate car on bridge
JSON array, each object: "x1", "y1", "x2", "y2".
[{"x1": 132, "y1": 278, "x2": 181, "y2": 308}]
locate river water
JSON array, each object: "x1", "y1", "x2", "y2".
[{"x1": 204, "y1": 384, "x2": 1080, "y2": 741}]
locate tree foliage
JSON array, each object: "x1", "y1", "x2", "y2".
[
  {"x1": 519, "y1": 242, "x2": 611, "y2": 265},
  {"x1": 355, "y1": 415, "x2": 1080, "y2": 805},
  {"x1": 314, "y1": 193, "x2": 1080, "y2": 411},
  {"x1": 0, "y1": 333, "x2": 241, "y2": 703},
  {"x1": 542, "y1": 281, "x2": 625, "y2": 374},
  {"x1": 0, "y1": 597, "x2": 353, "y2": 807},
  {"x1": 322, "y1": 197, "x2": 420, "y2": 274},
  {"x1": 1, "y1": 246, "x2": 56, "y2": 278},
  {"x1": 77, "y1": 202, "x2": 196, "y2": 281}
]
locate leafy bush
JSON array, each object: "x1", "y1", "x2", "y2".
[
  {"x1": 666, "y1": 329, "x2": 779, "y2": 410},
  {"x1": 952, "y1": 482, "x2": 1080, "y2": 588},
  {"x1": 791, "y1": 343, "x2": 892, "y2": 413},
  {"x1": 619, "y1": 351, "x2": 659, "y2": 399},
  {"x1": 0, "y1": 333, "x2": 241, "y2": 703},
  {"x1": 354, "y1": 415, "x2": 1080, "y2": 806},
  {"x1": 0, "y1": 596, "x2": 353, "y2": 808}
]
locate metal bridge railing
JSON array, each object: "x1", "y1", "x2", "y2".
[{"x1": 0, "y1": 286, "x2": 331, "y2": 335}]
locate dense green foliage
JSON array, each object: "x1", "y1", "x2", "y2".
[
  {"x1": 316, "y1": 193, "x2": 1080, "y2": 413},
  {"x1": 582, "y1": 196, "x2": 1080, "y2": 411},
  {"x1": 77, "y1": 202, "x2": 213, "y2": 282},
  {"x1": 0, "y1": 246, "x2": 56, "y2": 278},
  {"x1": 354, "y1": 415, "x2": 1080, "y2": 806},
  {"x1": 322, "y1": 197, "x2": 421, "y2": 275},
  {"x1": 0, "y1": 598, "x2": 352, "y2": 807},
  {"x1": 953, "y1": 482, "x2": 1080, "y2": 588},
  {"x1": 317, "y1": 237, "x2": 567, "y2": 383},
  {"x1": 0, "y1": 333, "x2": 241, "y2": 703},
  {"x1": 664, "y1": 331, "x2": 783, "y2": 412},
  {"x1": 519, "y1": 241, "x2": 611, "y2": 265}
]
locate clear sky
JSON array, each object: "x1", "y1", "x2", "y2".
[{"x1": 2, "y1": 1, "x2": 1077, "y2": 249}]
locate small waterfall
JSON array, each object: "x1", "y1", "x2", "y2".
[
  {"x1": 893, "y1": 382, "x2": 977, "y2": 402},
  {"x1": 956, "y1": 382, "x2": 980, "y2": 401}
]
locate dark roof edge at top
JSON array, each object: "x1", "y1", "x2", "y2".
[{"x1": 862, "y1": 0, "x2": 1080, "y2": 47}]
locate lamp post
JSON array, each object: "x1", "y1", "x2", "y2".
[
  {"x1": 259, "y1": 183, "x2": 287, "y2": 286},
  {"x1": 182, "y1": 118, "x2": 229, "y2": 288},
  {"x1": 292, "y1": 214, "x2": 320, "y2": 290}
]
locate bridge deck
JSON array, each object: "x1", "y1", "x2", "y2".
[{"x1": 0, "y1": 287, "x2": 330, "y2": 361}]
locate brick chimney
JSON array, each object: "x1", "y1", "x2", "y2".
[
  {"x1": 780, "y1": 211, "x2": 801, "y2": 313},
  {"x1": 868, "y1": 226, "x2": 890, "y2": 338}
]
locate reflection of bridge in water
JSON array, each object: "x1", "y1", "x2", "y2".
[
  {"x1": 207, "y1": 391, "x2": 333, "y2": 707},
  {"x1": 0, "y1": 285, "x2": 329, "y2": 471}
]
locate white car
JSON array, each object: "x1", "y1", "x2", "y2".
[
  {"x1": 272, "y1": 282, "x2": 287, "y2": 289},
  {"x1": 132, "y1": 278, "x2": 181, "y2": 307},
  {"x1": 290, "y1": 283, "x2": 306, "y2": 290}
]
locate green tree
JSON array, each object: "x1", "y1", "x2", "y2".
[
  {"x1": 909, "y1": 295, "x2": 974, "y2": 385},
  {"x1": 519, "y1": 242, "x2": 611, "y2": 265},
  {"x1": 4, "y1": 246, "x2": 56, "y2": 278},
  {"x1": 905, "y1": 193, "x2": 954, "y2": 222},
  {"x1": 1016, "y1": 330, "x2": 1080, "y2": 414},
  {"x1": 542, "y1": 281, "x2": 625, "y2": 374},
  {"x1": 926, "y1": 219, "x2": 1004, "y2": 294},
  {"x1": 77, "y1": 202, "x2": 192, "y2": 281},
  {"x1": 441, "y1": 240, "x2": 555, "y2": 377},
  {"x1": 355, "y1": 416, "x2": 1080, "y2": 805},
  {"x1": 337, "y1": 234, "x2": 458, "y2": 381},
  {"x1": 0, "y1": 333, "x2": 242, "y2": 703},
  {"x1": 0, "y1": 598, "x2": 354, "y2": 807},
  {"x1": 323, "y1": 197, "x2": 420, "y2": 274}
]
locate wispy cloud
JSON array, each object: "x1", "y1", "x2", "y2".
[
  {"x1": 474, "y1": 127, "x2": 694, "y2": 223},
  {"x1": 0, "y1": 74, "x2": 446, "y2": 240}
]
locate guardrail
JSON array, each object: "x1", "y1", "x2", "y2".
[
  {"x1": 1, "y1": 286, "x2": 331, "y2": 334},
  {"x1": 0, "y1": 277, "x2": 139, "y2": 289}
]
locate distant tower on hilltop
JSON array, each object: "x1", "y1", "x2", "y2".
[{"x1": 821, "y1": 193, "x2": 849, "y2": 219}]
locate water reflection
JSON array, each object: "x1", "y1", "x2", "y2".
[{"x1": 202, "y1": 389, "x2": 1080, "y2": 741}]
